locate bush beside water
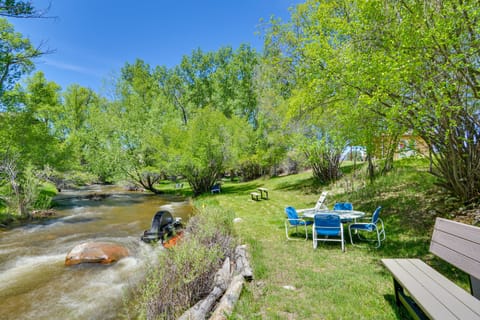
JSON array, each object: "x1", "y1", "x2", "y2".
[{"x1": 131, "y1": 207, "x2": 236, "y2": 320}]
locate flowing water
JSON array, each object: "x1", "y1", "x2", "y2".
[{"x1": 0, "y1": 185, "x2": 193, "y2": 320}]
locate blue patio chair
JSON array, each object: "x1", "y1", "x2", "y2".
[
  {"x1": 348, "y1": 206, "x2": 385, "y2": 248},
  {"x1": 211, "y1": 183, "x2": 221, "y2": 194},
  {"x1": 285, "y1": 206, "x2": 313, "y2": 241},
  {"x1": 333, "y1": 202, "x2": 354, "y2": 222},
  {"x1": 313, "y1": 214, "x2": 345, "y2": 252},
  {"x1": 333, "y1": 202, "x2": 353, "y2": 211}
]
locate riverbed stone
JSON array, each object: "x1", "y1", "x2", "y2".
[{"x1": 65, "y1": 242, "x2": 129, "y2": 266}]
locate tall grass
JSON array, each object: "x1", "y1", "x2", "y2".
[
  {"x1": 196, "y1": 158, "x2": 472, "y2": 319},
  {"x1": 130, "y1": 207, "x2": 236, "y2": 320}
]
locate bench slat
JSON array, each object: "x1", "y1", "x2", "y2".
[
  {"x1": 432, "y1": 229, "x2": 480, "y2": 263},
  {"x1": 382, "y1": 259, "x2": 480, "y2": 320},
  {"x1": 412, "y1": 259, "x2": 480, "y2": 315},
  {"x1": 434, "y1": 218, "x2": 480, "y2": 244},
  {"x1": 430, "y1": 241, "x2": 480, "y2": 281},
  {"x1": 430, "y1": 218, "x2": 480, "y2": 280}
]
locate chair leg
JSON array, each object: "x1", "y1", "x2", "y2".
[
  {"x1": 375, "y1": 228, "x2": 381, "y2": 248},
  {"x1": 285, "y1": 221, "x2": 309, "y2": 241},
  {"x1": 285, "y1": 221, "x2": 294, "y2": 241},
  {"x1": 349, "y1": 226, "x2": 355, "y2": 245}
]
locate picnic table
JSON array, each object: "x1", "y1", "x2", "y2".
[{"x1": 258, "y1": 188, "x2": 268, "y2": 199}]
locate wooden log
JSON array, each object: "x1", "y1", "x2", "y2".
[
  {"x1": 178, "y1": 258, "x2": 232, "y2": 320},
  {"x1": 209, "y1": 274, "x2": 244, "y2": 320},
  {"x1": 214, "y1": 257, "x2": 232, "y2": 290},
  {"x1": 178, "y1": 286, "x2": 224, "y2": 320},
  {"x1": 235, "y1": 245, "x2": 253, "y2": 281}
]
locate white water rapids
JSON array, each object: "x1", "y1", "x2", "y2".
[{"x1": 0, "y1": 186, "x2": 192, "y2": 320}]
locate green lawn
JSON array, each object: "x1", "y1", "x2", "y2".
[{"x1": 192, "y1": 159, "x2": 471, "y2": 319}]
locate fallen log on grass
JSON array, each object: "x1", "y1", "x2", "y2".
[
  {"x1": 178, "y1": 244, "x2": 253, "y2": 320},
  {"x1": 209, "y1": 274, "x2": 245, "y2": 320},
  {"x1": 234, "y1": 245, "x2": 253, "y2": 281},
  {"x1": 178, "y1": 258, "x2": 232, "y2": 320}
]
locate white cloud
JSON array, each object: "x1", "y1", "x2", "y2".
[{"x1": 43, "y1": 58, "x2": 104, "y2": 78}]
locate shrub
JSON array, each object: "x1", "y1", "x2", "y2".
[{"x1": 133, "y1": 206, "x2": 236, "y2": 320}]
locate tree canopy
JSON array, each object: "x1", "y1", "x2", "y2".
[{"x1": 1, "y1": 0, "x2": 479, "y2": 217}]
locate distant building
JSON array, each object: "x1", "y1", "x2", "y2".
[{"x1": 395, "y1": 132, "x2": 429, "y2": 159}]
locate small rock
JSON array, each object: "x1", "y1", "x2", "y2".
[{"x1": 282, "y1": 285, "x2": 296, "y2": 291}]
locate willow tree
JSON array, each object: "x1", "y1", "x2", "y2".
[
  {"x1": 100, "y1": 59, "x2": 177, "y2": 192},
  {"x1": 157, "y1": 45, "x2": 262, "y2": 181},
  {"x1": 157, "y1": 45, "x2": 258, "y2": 124},
  {"x1": 168, "y1": 107, "x2": 247, "y2": 195}
]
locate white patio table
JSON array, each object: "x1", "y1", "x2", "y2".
[{"x1": 300, "y1": 209, "x2": 365, "y2": 223}]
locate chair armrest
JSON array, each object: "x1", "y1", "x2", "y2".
[
  {"x1": 285, "y1": 218, "x2": 307, "y2": 222},
  {"x1": 355, "y1": 217, "x2": 372, "y2": 221},
  {"x1": 296, "y1": 208, "x2": 314, "y2": 214}
]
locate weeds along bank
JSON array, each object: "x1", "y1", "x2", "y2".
[{"x1": 128, "y1": 207, "x2": 236, "y2": 319}]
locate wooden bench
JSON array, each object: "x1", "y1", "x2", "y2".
[
  {"x1": 250, "y1": 192, "x2": 260, "y2": 201},
  {"x1": 382, "y1": 217, "x2": 480, "y2": 319},
  {"x1": 258, "y1": 187, "x2": 269, "y2": 199}
]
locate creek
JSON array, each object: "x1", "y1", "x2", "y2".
[{"x1": 0, "y1": 185, "x2": 193, "y2": 320}]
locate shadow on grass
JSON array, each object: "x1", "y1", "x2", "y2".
[{"x1": 383, "y1": 294, "x2": 409, "y2": 320}]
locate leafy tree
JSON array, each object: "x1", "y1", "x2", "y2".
[
  {"x1": 92, "y1": 59, "x2": 178, "y2": 190},
  {"x1": 0, "y1": 0, "x2": 39, "y2": 18},
  {"x1": 0, "y1": 18, "x2": 43, "y2": 100},
  {"x1": 58, "y1": 84, "x2": 101, "y2": 170},
  {"x1": 157, "y1": 45, "x2": 259, "y2": 124},
  {"x1": 0, "y1": 72, "x2": 64, "y2": 215},
  {"x1": 0, "y1": 72, "x2": 64, "y2": 168},
  {"x1": 169, "y1": 107, "x2": 244, "y2": 195},
  {"x1": 267, "y1": 0, "x2": 480, "y2": 203}
]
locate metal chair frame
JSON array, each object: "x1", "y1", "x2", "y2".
[
  {"x1": 348, "y1": 206, "x2": 385, "y2": 248},
  {"x1": 285, "y1": 206, "x2": 312, "y2": 241},
  {"x1": 312, "y1": 214, "x2": 345, "y2": 252}
]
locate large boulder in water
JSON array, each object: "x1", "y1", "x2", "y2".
[{"x1": 65, "y1": 242, "x2": 129, "y2": 266}]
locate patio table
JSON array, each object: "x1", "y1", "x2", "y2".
[{"x1": 300, "y1": 209, "x2": 365, "y2": 223}]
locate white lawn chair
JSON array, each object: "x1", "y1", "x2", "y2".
[{"x1": 297, "y1": 191, "x2": 328, "y2": 214}]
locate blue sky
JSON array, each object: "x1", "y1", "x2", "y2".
[{"x1": 9, "y1": 0, "x2": 302, "y2": 93}]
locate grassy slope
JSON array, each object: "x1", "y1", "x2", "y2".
[{"x1": 191, "y1": 158, "x2": 471, "y2": 319}]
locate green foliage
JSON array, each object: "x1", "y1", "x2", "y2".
[
  {"x1": 0, "y1": 159, "x2": 54, "y2": 217},
  {"x1": 0, "y1": 1, "x2": 34, "y2": 18},
  {"x1": 264, "y1": 0, "x2": 480, "y2": 201},
  {"x1": 132, "y1": 206, "x2": 235, "y2": 319},
  {"x1": 159, "y1": 45, "x2": 259, "y2": 124},
  {"x1": 0, "y1": 18, "x2": 43, "y2": 99},
  {"x1": 301, "y1": 134, "x2": 343, "y2": 184},
  {"x1": 169, "y1": 107, "x2": 249, "y2": 195}
]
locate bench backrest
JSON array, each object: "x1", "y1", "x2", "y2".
[{"x1": 430, "y1": 217, "x2": 480, "y2": 297}]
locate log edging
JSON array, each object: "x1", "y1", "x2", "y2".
[{"x1": 178, "y1": 244, "x2": 253, "y2": 320}]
